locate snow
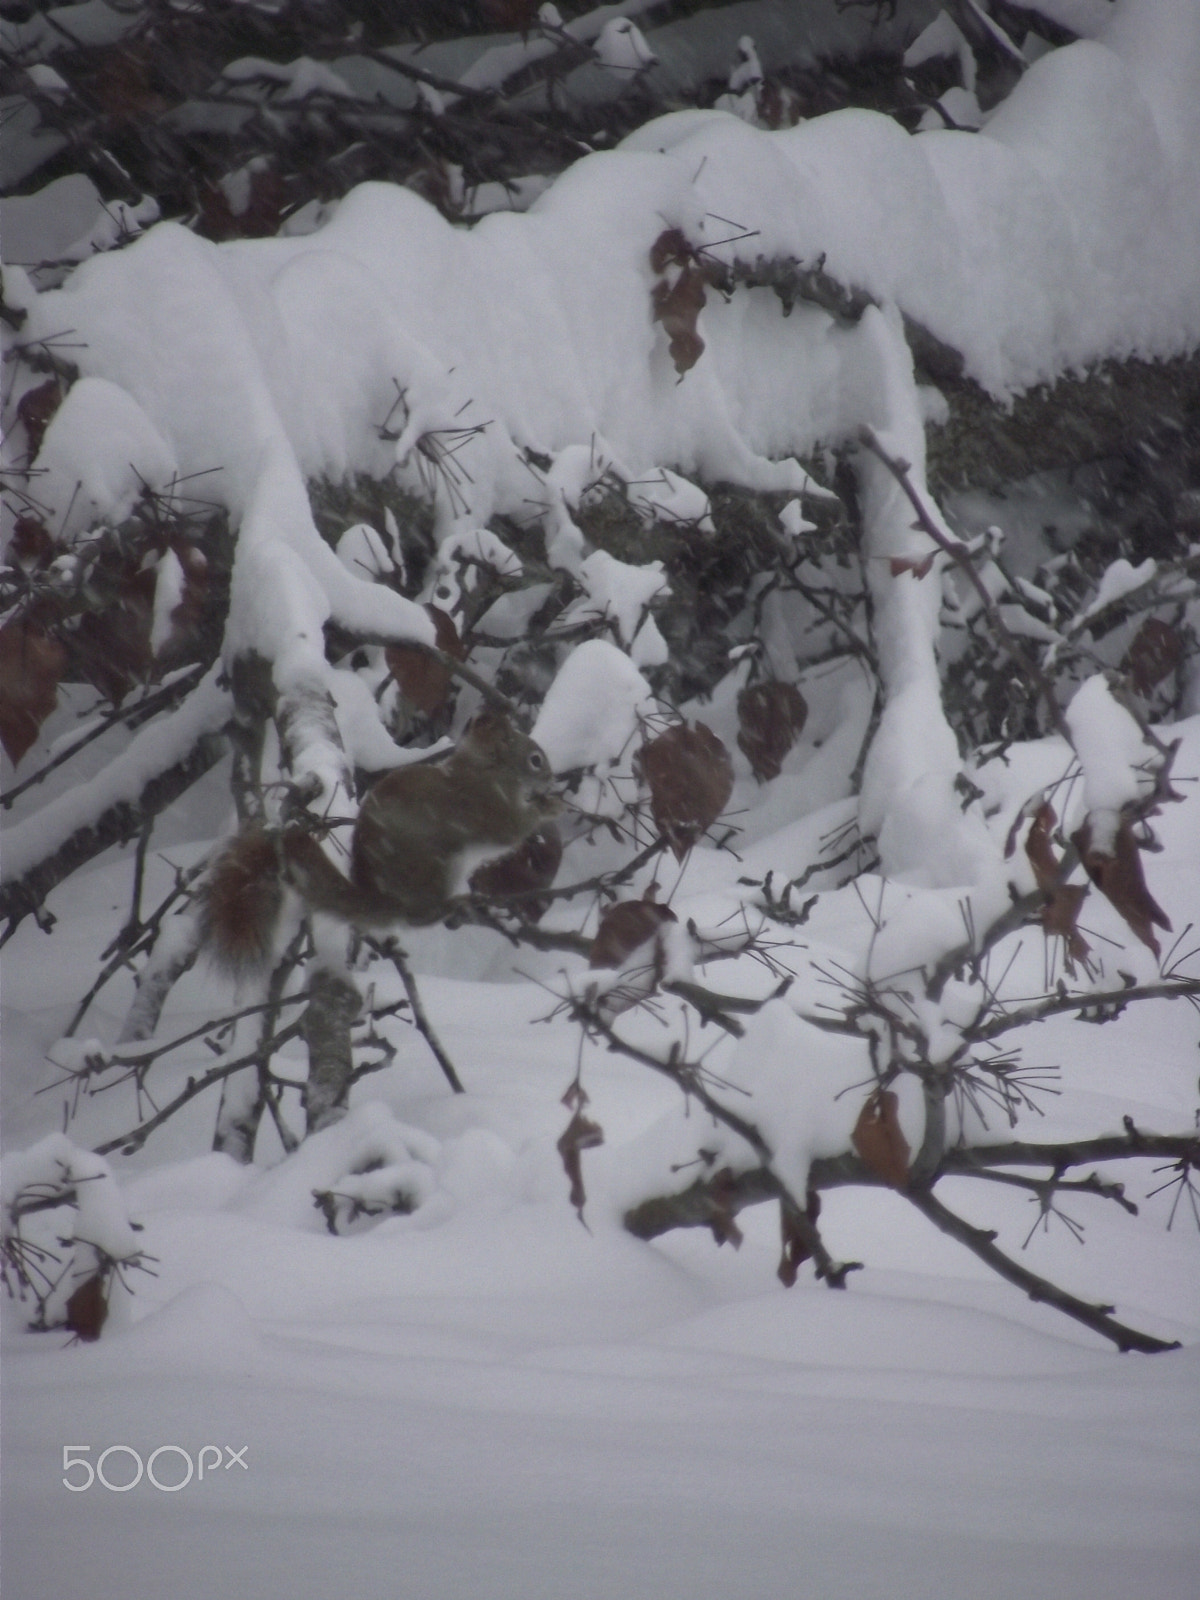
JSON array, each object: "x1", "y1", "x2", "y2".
[
  {"x1": 593, "y1": 17, "x2": 657, "y2": 73},
  {"x1": 4, "y1": 708, "x2": 1200, "y2": 1593},
  {"x1": 3, "y1": 839, "x2": 1199, "y2": 1595},
  {"x1": 4, "y1": 4, "x2": 1200, "y2": 1593},
  {"x1": 31, "y1": 376, "x2": 178, "y2": 540},
  {"x1": 1, "y1": 1132, "x2": 141, "y2": 1265},
  {"x1": 222, "y1": 56, "x2": 356, "y2": 101},
  {"x1": 1078, "y1": 555, "x2": 1157, "y2": 623},
  {"x1": 627, "y1": 465, "x2": 714, "y2": 531},
  {"x1": 905, "y1": 10, "x2": 975, "y2": 78},
  {"x1": 564, "y1": 549, "x2": 668, "y2": 647},
  {"x1": 426, "y1": 526, "x2": 523, "y2": 611},
  {"x1": 14, "y1": 1, "x2": 1196, "y2": 785},
  {"x1": 1024, "y1": 0, "x2": 1116, "y2": 38},
  {"x1": 149, "y1": 547, "x2": 185, "y2": 655},
  {"x1": 533, "y1": 637, "x2": 652, "y2": 772},
  {"x1": 335, "y1": 521, "x2": 400, "y2": 587},
  {"x1": 0, "y1": 665, "x2": 230, "y2": 884},
  {"x1": 1064, "y1": 673, "x2": 1154, "y2": 818},
  {"x1": 0, "y1": 174, "x2": 158, "y2": 268}
]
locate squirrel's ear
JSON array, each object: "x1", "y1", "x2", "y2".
[{"x1": 464, "y1": 706, "x2": 511, "y2": 752}]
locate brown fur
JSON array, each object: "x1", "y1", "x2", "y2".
[
  {"x1": 202, "y1": 712, "x2": 559, "y2": 976},
  {"x1": 200, "y1": 828, "x2": 286, "y2": 978}
]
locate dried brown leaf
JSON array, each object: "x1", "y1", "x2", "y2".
[
  {"x1": 589, "y1": 897, "x2": 677, "y2": 969},
  {"x1": 737, "y1": 681, "x2": 807, "y2": 781},
  {"x1": 17, "y1": 377, "x2": 63, "y2": 459},
  {"x1": 481, "y1": 0, "x2": 540, "y2": 29},
  {"x1": 90, "y1": 42, "x2": 168, "y2": 121},
  {"x1": 1041, "y1": 883, "x2": 1091, "y2": 974},
  {"x1": 706, "y1": 1168, "x2": 744, "y2": 1249},
  {"x1": 889, "y1": 552, "x2": 936, "y2": 580},
  {"x1": 386, "y1": 604, "x2": 464, "y2": 714},
  {"x1": 851, "y1": 1088, "x2": 910, "y2": 1190},
  {"x1": 651, "y1": 260, "x2": 707, "y2": 375},
  {"x1": 640, "y1": 721, "x2": 734, "y2": 860},
  {"x1": 757, "y1": 80, "x2": 804, "y2": 129},
  {"x1": 198, "y1": 165, "x2": 286, "y2": 241},
  {"x1": 9, "y1": 515, "x2": 56, "y2": 571},
  {"x1": 1072, "y1": 813, "x2": 1172, "y2": 957},
  {"x1": 1123, "y1": 616, "x2": 1181, "y2": 695},
  {"x1": 72, "y1": 567, "x2": 156, "y2": 703},
  {"x1": 777, "y1": 1190, "x2": 822, "y2": 1287},
  {"x1": 649, "y1": 227, "x2": 694, "y2": 274},
  {"x1": 200, "y1": 829, "x2": 286, "y2": 978},
  {"x1": 557, "y1": 1093, "x2": 604, "y2": 1221},
  {"x1": 65, "y1": 1271, "x2": 108, "y2": 1342},
  {"x1": 154, "y1": 541, "x2": 209, "y2": 667},
  {"x1": 1023, "y1": 800, "x2": 1060, "y2": 893},
  {"x1": 0, "y1": 616, "x2": 66, "y2": 765}
]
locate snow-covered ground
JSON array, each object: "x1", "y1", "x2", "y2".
[{"x1": 3, "y1": 716, "x2": 1199, "y2": 1599}]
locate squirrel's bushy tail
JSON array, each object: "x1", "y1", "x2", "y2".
[
  {"x1": 200, "y1": 826, "x2": 362, "y2": 979},
  {"x1": 200, "y1": 829, "x2": 285, "y2": 979}
]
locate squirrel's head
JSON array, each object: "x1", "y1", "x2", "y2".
[{"x1": 461, "y1": 709, "x2": 561, "y2": 816}]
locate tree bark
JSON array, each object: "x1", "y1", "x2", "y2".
[{"x1": 302, "y1": 969, "x2": 362, "y2": 1134}]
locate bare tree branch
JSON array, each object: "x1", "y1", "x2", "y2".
[{"x1": 903, "y1": 1182, "x2": 1180, "y2": 1354}]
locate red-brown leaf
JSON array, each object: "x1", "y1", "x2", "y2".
[
  {"x1": 17, "y1": 377, "x2": 63, "y2": 459},
  {"x1": 1123, "y1": 616, "x2": 1181, "y2": 695},
  {"x1": 197, "y1": 165, "x2": 286, "y2": 241},
  {"x1": 649, "y1": 227, "x2": 694, "y2": 274},
  {"x1": 72, "y1": 567, "x2": 156, "y2": 704},
  {"x1": 757, "y1": 80, "x2": 804, "y2": 129},
  {"x1": 154, "y1": 541, "x2": 209, "y2": 667},
  {"x1": 386, "y1": 605, "x2": 465, "y2": 714},
  {"x1": 777, "y1": 1190, "x2": 822, "y2": 1287},
  {"x1": 468, "y1": 822, "x2": 562, "y2": 920},
  {"x1": 65, "y1": 1271, "x2": 108, "y2": 1342},
  {"x1": 9, "y1": 515, "x2": 57, "y2": 571},
  {"x1": 706, "y1": 1167, "x2": 744, "y2": 1249},
  {"x1": 1072, "y1": 813, "x2": 1172, "y2": 957},
  {"x1": 0, "y1": 616, "x2": 66, "y2": 765},
  {"x1": 1023, "y1": 800, "x2": 1060, "y2": 893},
  {"x1": 1041, "y1": 883, "x2": 1091, "y2": 974},
  {"x1": 851, "y1": 1088, "x2": 910, "y2": 1190},
  {"x1": 640, "y1": 721, "x2": 734, "y2": 859},
  {"x1": 651, "y1": 261, "x2": 707, "y2": 375},
  {"x1": 481, "y1": 0, "x2": 540, "y2": 31},
  {"x1": 557, "y1": 1091, "x2": 604, "y2": 1221},
  {"x1": 90, "y1": 42, "x2": 168, "y2": 121},
  {"x1": 737, "y1": 680, "x2": 807, "y2": 781},
  {"x1": 889, "y1": 552, "x2": 936, "y2": 580},
  {"x1": 589, "y1": 897, "x2": 677, "y2": 969}
]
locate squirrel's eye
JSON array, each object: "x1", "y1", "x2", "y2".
[{"x1": 528, "y1": 749, "x2": 546, "y2": 773}]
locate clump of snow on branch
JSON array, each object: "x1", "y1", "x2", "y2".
[
  {"x1": 2, "y1": 1133, "x2": 144, "y2": 1330},
  {"x1": 1065, "y1": 674, "x2": 1157, "y2": 822},
  {"x1": 534, "y1": 639, "x2": 654, "y2": 814},
  {"x1": 32, "y1": 377, "x2": 178, "y2": 540},
  {"x1": 6, "y1": 0, "x2": 1199, "y2": 892}
]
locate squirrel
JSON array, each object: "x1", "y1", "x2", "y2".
[{"x1": 201, "y1": 709, "x2": 561, "y2": 977}]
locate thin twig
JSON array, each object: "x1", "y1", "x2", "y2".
[
  {"x1": 92, "y1": 1021, "x2": 307, "y2": 1156},
  {"x1": 904, "y1": 1182, "x2": 1180, "y2": 1353},
  {"x1": 368, "y1": 939, "x2": 464, "y2": 1094},
  {"x1": 969, "y1": 977, "x2": 1200, "y2": 1042}
]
